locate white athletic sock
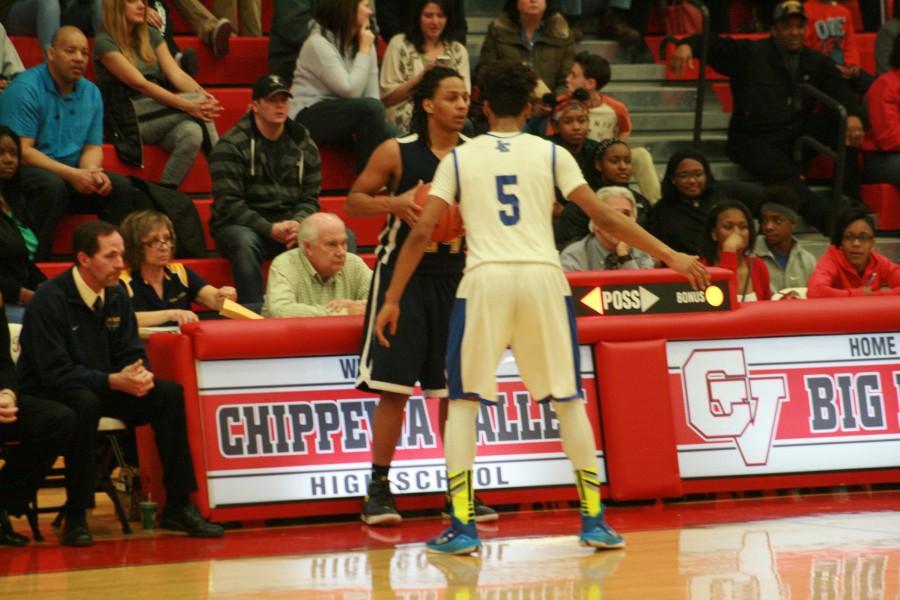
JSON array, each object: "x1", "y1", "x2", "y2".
[
  {"x1": 444, "y1": 400, "x2": 479, "y2": 473},
  {"x1": 552, "y1": 399, "x2": 598, "y2": 472}
]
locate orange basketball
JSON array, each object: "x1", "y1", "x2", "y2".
[{"x1": 414, "y1": 183, "x2": 464, "y2": 243}]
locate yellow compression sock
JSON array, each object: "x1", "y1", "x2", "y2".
[
  {"x1": 443, "y1": 400, "x2": 479, "y2": 524},
  {"x1": 447, "y1": 469, "x2": 474, "y2": 525},
  {"x1": 575, "y1": 467, "x2": 602, "y2": 518}
]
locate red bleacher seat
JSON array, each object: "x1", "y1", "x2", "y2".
[
  {"x1": 51, "y1": 214, "x2": 96, "y2": 256},
  {"x1": 11, "y1": 36, "x2": 98, "y2": 80},
  {"x1": 805, "y1": 154, "x2": 836, "y2": 181},
  {"x1": 861, "y1": 184, "x2": 900, "y2": 231},
  {"x1": 99, "y1": 142, "x2": 353, "y2": 196},
  {"x1": 214, "y1": 87, "x2": 252, "y2": 132},
  {"x1": 52, "y1": 195, "x2": 380, "y2": 255},
  {"x1": 319, "y1": 196, "x2": 384, "y2": 248},
  {"x1": 319, "y1": 146, "x2": 357, "y2": 193},
  {"x1": 193, "y1": 198, "x2": 215, "y2": 251},
  {"x1": 103, "y1": 144, "x2": 212, "y2": 194},
  {"x1": 712, "y1": 82, "x2": 733, "y2": 113},
  {"x1": 102, "y1": 141, "x2": 351, "y2": 196},
  {"x1": 11, "y1": 36, "x2": 41, "y2": 68},
  {"x1": 842, "y1": 0, "x2": 864, "y2": 33},
  {"x1": 11, "y1": 35, "x2": 268, "y2": 87},
  {"x1": 173, "y1": 36, "x2": 268, "y2": 87}
]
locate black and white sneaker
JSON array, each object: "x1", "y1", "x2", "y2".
[{"x1": 361, "y1": 479, "x2": 402, "y2": 526}]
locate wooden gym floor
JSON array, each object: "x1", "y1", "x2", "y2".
[{"x1": 2, "y1": 487, "x2": 900, "y2": 599}]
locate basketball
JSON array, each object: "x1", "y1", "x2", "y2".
[{"x1": 414, "y1": 183, "x2": 464, "y2": 243}]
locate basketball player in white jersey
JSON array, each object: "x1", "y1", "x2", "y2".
[{"x1": 374, "y1": 61, "x2": 710, "y2": 555}]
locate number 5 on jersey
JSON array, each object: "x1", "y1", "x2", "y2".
[{"x1": 495, "y1": 175, "x2": 520, "y2": 226}]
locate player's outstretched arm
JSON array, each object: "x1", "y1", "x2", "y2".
[
  {"x1": 374, "y1": 194, "x2": 449, "y2": 347},
  {"x1": 568, "y1": 184, "x2": 710, "y2": 290}
]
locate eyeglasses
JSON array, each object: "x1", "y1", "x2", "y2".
[
  {"x1": 674, "y1": 171, "x2": 705, "y2": 181},
  {"x1": 143, "y1": 236, "x2": 173, "y2": 249},
  {"x1": 842, "y1": 233, "x2": 874, "y2": 244}
]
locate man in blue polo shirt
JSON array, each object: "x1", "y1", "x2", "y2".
[{"x1": 0, "y1": 26, "x2": 147, "y2": 260}]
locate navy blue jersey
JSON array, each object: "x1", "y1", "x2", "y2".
[
  {"x1": 375, "y1": 133, "x2": 466, "y2": 276},
  {"x1": 119, "y1": 263, "x2": 207, "y2": 313}
]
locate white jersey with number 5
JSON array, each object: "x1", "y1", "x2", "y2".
[{"x1": 429, "y1": 131, "x2": 587, "y2": 272}]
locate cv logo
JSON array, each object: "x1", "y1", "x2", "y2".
[{"x1": 682, "y1": 349, "x2": 789, "y2": 466}]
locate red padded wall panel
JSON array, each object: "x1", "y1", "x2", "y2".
[{"x1": 595, "y1": 339, "x2": 683, "y2": 500}]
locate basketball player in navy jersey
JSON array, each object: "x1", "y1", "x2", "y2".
[
  {"x1": 375, "y1": 61, "x2": 709, "y2": 554},
  {"x1": 347, "y1": 66, "x2": 496, "y2": 526}
]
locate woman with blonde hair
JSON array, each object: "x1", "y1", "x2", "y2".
[
  {"x1": 119, "y1": 210, "x2": 237, "y2": 326},
  {"x1": 94, "y1": 0, "x2": 221, "y2": 188}
]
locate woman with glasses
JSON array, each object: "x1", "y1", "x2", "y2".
[
  {"x1": 645, "y1": 149, "x2": 725, "y2": 256},
  {"x1": 807, "y1": 207, "x2": 900, "y2": 298},
  {"x1": 119, "y1": 210, "x2": 237, "y2": 326}
]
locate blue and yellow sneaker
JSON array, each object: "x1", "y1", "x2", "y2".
[
  {"x1": 579, "y1": 513, "x2": 625, "y2": 549},
  {"x1": 426, "y1": 515, "x2": 481, "y2": 555}
]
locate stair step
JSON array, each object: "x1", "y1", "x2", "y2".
[
  {"x1": 629, "y1": 135, "x2": 728, "y2": 161},
  {"x1": 650, "y1": 161, "x2": 755, "y2": 182},
  {"x1": 795, "y1": 236, "x2": 830, "y2": 261},
  {"x1": 467, "y1": 16, "x2": 495, "y2": 32},
  {"x1": 596, "y1": 87, "x2": 711, "y2": 111},
  {"x1": 610, "y1": 63, "x2": 667, "y2": 81},
  {"x1": 577, "y1": 39, "x2": 651, "y2": 64},
  {"x1": 632, "y1": 111, "x2": 730, "y2": 132}
]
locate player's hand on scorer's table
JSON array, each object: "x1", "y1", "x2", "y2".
[{"x1": 666, "y1": 252, "x2": 710, "y2": 290}]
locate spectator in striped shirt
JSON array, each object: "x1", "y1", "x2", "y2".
[{"x1": 209, "y1": 74, "x2": 321, "y2": 310}]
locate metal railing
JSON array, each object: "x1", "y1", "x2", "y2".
[
  {"x1": 793, "y1": 83, "x2": 848, "y2": 213},
  {"x1": 658, "y1": 1, "x2": 710, "y2": 146}
]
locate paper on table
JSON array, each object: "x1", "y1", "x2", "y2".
[{"x1": 219, "y1": 298, "x2": 264, "y2": 320}]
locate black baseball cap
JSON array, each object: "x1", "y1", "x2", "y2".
[
  {"x1": 773, "y1": 1, "x2": 807, "y2": 23},
  {"x1": 252, "y1": 74, "x2": 292, "y2": 100}
]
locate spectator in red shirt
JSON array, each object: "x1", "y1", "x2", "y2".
[
  {"x1": 862, "y1": 34, "x2": 900, "y2": 187},
  {"x1": 699, "y1": 199, "x2": 771, "y2": 302},
  {"x1": 808, "y1": 207, "x2": 900, "y2": 297},
  {"x1": 803, "y1": 0, "x2": 873, "y2": 92}
]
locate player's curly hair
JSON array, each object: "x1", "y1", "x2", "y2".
[
  {"x1": 478, "y1": 61, "x2": 539, "y2": 118},
  {"x1": 410, "y1": 65, "x2": 464, "y2": 148}
]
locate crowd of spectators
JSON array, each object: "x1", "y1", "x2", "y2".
[{"x1": 2, "y1": 0, "x2": 900, "y2": 549}]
